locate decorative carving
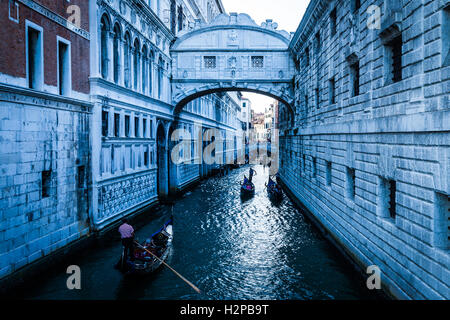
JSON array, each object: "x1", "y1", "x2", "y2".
[
  {"x1": 131, "y1": 10, "x2": 136, "y2": 24},
  {"x1": 119, "y1": 0, "x2": 126, "y2": 15},
  {"x1": 227, "y1": 30, "x2": 238, "y2": 46},
  {"x1": 98, "y1": 172, "x2": 157, "y2": 220}
]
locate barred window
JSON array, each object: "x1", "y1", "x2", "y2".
[
  {"x1": 251, "y1": 56, "x2": 264, "y2": 68},
  {"x1": 204, "y1": 56, "x2": 216, "y2": 69}
]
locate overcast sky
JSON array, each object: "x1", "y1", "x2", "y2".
[{"x1": 222, "y1": 0, "x2": 309, "y2": 113}]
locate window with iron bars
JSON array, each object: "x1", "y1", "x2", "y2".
[
  {"x1": 251, "y1": 56, "x2": 264, "y2": 68},
  {"x1": 204, "y1": 56, "x2": 216, "y2": 69}
]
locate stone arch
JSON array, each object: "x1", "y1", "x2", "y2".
[{"x1": 173, "y1": 86, "x2": 294, "y2": 124}]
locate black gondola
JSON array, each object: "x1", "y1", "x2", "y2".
[
  {"x1": 267, "y1": 177, "x2": 283, "y2": 201},
  {"x1": 118, "y1": 217, "x2": 173, "y2": 276},
  {"x1": 241, "y1": 181, "x2": 255, "y2": 197}
]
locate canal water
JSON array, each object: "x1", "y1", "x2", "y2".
[{"x1": 12, "y1": 165, "x2": 383, "y2": 300}]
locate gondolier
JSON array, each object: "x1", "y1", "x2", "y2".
[
  {"x1": 119, "y1": 218, "x2": 135, "y2": 261},
  {"x1": 248, "y1": 168, "x2": 256, "y2": 182}
]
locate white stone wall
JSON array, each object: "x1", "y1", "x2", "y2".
[
  {"x1": 282, "y1": 0, "x2": 450, "y2": 299},
  {"x1": 0, "y1": 85, "x2": 91, "y2": 279}
]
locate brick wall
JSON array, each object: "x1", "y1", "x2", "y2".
[
  {"x1": 282, "y1": 0, "x2": 450, "y2": 299},
  {"x1": 0, "y1": 0, "x2": 90, "y2": 94}
]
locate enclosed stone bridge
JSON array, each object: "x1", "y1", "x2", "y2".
[{"x1": 170, "y1": 13, "x2": 295, "y2": 115}]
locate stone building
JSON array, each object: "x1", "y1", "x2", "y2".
[
  {"x1": 281, "y1": 0, "x2": 449, "y2": 299},
  {"x1": 0, "y1": 0, "x2": 92, "y2": 279},
  {"x1": 90, "y1": 0, "x2": 240, "y2": 231}
]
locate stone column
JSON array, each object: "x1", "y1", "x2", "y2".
[
  {"x1": 108, "y1": 31, "x2": 114, "y2": 82},
  {"x1": 118, "y1": 38, "x2": 124, "y2": 87}
]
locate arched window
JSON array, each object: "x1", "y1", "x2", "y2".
[
  {"x1": 158, "y1": 56, "x2": 164, "y2": 99},
  {"x1": 142, "y1": 45, "x2": 148, "y2": 94},
  {"x1": 124, "y1": 32, "x2": 131, "y2": 88},
  {"x1": 113, "y1": 23, "x2": 121, "y2": 84},
  {"x1": 100, "y1": 14, "x2": 110, "y2": 79},
  {"x1": 133, "y1": 39, "x2": 140, "y2": 90}
]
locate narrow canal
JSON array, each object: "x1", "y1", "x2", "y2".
[{"x1": 12, "y1": 165, "x2": 383, "y2": 300}]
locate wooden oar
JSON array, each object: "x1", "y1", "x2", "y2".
[{"x1": 134, "y1": 241, "x2": 201, "y2": 294}]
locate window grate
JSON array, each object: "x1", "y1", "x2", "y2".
[
  {"x1": 251, "y1": 56, "x2": 264, "y2": 68},
  {"x1": 350, "y1": 61, "x2": 360, "y2": 97},
  {"x1": 389, "y1": 180, "x2": 397, "y2": 219},
  {"x1": 388, "y1": 36, "x2": 403, "y2": 83},
  {"x1": 204, "y1": 56, "x2": 216, "y2": 69}
]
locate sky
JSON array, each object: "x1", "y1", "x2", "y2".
[{"x1": 221, "y1": 0, "x2": 309, "y2": 113}]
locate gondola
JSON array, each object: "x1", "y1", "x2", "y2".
[
  {"x1": 266, "y1": 177, "x2": 283, "y2": 201},
  {"x1": 240, "y1": 181, "x2": 255, "y2": 197},
  {"x1": 118, "y1": 217, "x2": 173, "y2": 276}
]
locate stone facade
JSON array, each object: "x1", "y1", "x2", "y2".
[
  {"x1": 0, "y1": 0, "x2": 91, "y2": 280},
  {"x1": 281, "y1": 0, "x2": 450, "y2": 299}
]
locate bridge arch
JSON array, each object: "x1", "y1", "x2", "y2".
[{"x1": 170, "y1": 13, "x2": 296, "y2": 118}]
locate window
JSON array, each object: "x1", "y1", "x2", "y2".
[
  {"x1": 114, "y1": 113, "x2": 120, "y2": 137},
  {"x1": 305, "y1": 47, "x2": 310, "y2": 66},
  {"x1": 378, "y1": 177, "x2": 397, "y2": 220},
  {"x1": 125, "y1": 115, "x2": 130, "y2": 137},
  {"x1": 433, "y1": 193, "x2": 449, "y2": 250},
  {"x1": 177, "y1": 6, "x2": 184, "y2": 32},
  {"x1": 26, "y1": 22, "x2": 43, "y2": 90},
  {"x1": 329, "y1": 77, "x2": 336, "y2": 104},
  {"x1": 385, "y1": 35, "x2": 403, "y2": 84},
  {"x1": 150, "y1": 120, "x2": 153, "y2": 139},
  {"x1": 352, "y1": 0, "x2": 361, "y2": 13},
  {"x1": 346, "y1": 168, "x2": 356, "y2": 200},
  {"x1": 350, "y1": 61, "x2": 360, "y2": 97},
  {"x1": 330, "y1": 8, "x2": 337, "y2": 36},
  {"x1": 204, "y1": 56, "x2": 216, "y2": 69},
  {"x1": 41, "y1": 170, "x2": 52, "y2": 198},
  {"x1": 100, "y1": 15, "x2": 110, "y2": 79},
  {"x1": 326, "y1": 161, "x2": 332, "y2": 186},
  {"x1": 144, "y1": 146, "x2": 149, "y2": 167},
  {"x1": 315, "y1": 31, "x2": 321, "y2": 52},
  {"x1": 312, "y1": 157, "x2": 317, "y2": 178},
  {"x1": 102, "y1": 111, "x2": 109, "y2": 137},
  {"x1": 251, "y1": 56, "x2": 264, "y2": 68},
  {"x1": 111, "y1": 145, "x2": 115, "y2": 174},
  {"x1": 57, "y1": 39, "x2": 70, "y2": 96},
  {"x1": 304, "y1": 94, "x2": 308, "y2": 113},
  {"x1": 315, "y1": 87, "x2": 320, "y2": 109},
  {"x1": 134, "y1": 116, "x2": 139, "y2": 137},
  {"x1": 302, "y1": 154, "x2": 306, "y2": 172},
  {"x1": 143, "y1": 119, "x2": 147, "y2": 138}
]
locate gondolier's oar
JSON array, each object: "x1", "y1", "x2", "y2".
[{"x1": 134, "y1": 241, "x2": 201, "y2": 294}]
